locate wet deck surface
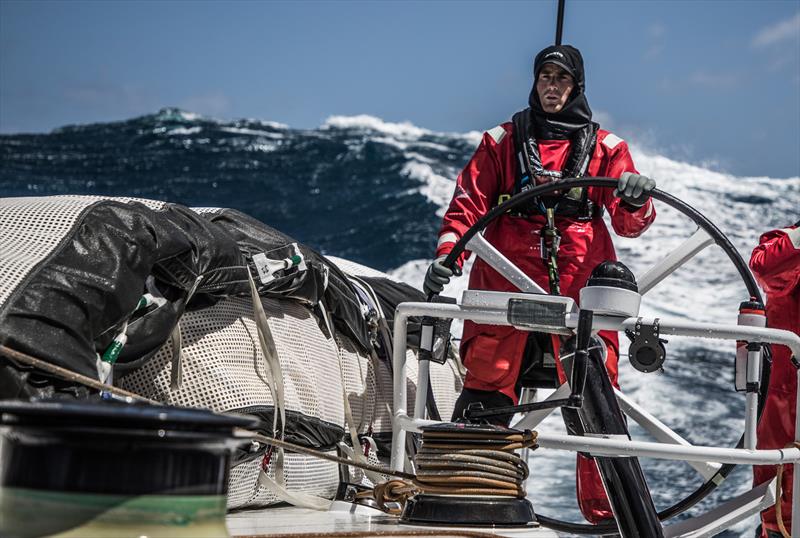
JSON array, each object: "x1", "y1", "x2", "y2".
[{"x1": 226, "y1": 501, "x2": 558, "y2": 537}]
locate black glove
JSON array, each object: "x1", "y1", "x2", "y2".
[
  {"x1": 423, "y1": 257, "x2": 454, "y2": 296},
  {"x1": 615, "y1": 172, "x2": 656, "y2": 207}
]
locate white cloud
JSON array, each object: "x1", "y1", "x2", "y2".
[{"x1": 751, "y1": 11, "x2": 800, "y2": 48}]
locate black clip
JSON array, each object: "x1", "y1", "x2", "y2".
[{"x1": 628, "y1": 318, "x2": 667, "y2": 373}]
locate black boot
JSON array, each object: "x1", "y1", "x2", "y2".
[{"x1": 451, "y1": 387, "x2": 514, "y2": 426}]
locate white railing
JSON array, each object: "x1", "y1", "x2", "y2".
[{"x1": 389, "y1": 293, "x2": 800, "y2": 537}]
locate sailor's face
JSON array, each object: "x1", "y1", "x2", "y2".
[{"x1": 536, "y1": 64, "x2": 575, "y2": 114}]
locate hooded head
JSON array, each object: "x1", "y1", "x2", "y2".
[
  {"x1": 528, "y1": 44, "x2": 593, "y2": 139},
  {"x1": 534, "y1": 45, "x2": 586, "y2": 93}
]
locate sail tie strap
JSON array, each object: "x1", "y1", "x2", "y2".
[
  {"x1": 247, "y1": 271, "x2": 333, "y2": 510},
  {"x1": 318, "y1": 300, "x2": 386, "y2": 486}
]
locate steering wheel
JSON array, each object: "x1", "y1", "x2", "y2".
[{"x1": 438, "y1": 177, "x2": 768, "y2": 534}]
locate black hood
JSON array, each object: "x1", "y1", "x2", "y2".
[{"x1": 527, "y1": 44, "x2": 594, "y2": 140}]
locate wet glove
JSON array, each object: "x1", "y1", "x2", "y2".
[
  {"x1": 615, "y1": 172, "x2": 656, "y2": 207},
  {"x1": 423, "y1": 257, "x2": 454, "y2": 296}
]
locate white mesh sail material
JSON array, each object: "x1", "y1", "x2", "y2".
[
  {"x1": 428, "y1": 354, "x2": 463, "y2": 421},
  {"x1": 119, "y1": 292, "x2": 462, "y2": 508},
  {"x1": 335, "y1": 335, "x2": 375, "y2": 435},
  {"x1": 1, "y1": 195, "x2": 464, "y2": 509},
  {"x1": 119, "y1": 297, "x2": 345, "y2": 426},
  {"x1": 0, "y1": 195, "x2": 166, "y2": 309},
  {"x1": 119, "y1": 295, "x2": 346, "y2": 509},
  {"x1": 335, "y1": 332, "x2": 462, "y2": 433},
  {"x1": 328, "y1": 258, "x2": 462, "y2": 424}
]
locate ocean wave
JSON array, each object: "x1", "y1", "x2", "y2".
[{"x1": 2, "y1": 109, "x2": 796, "y2": 535}]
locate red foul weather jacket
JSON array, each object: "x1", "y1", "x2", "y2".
[
  {"x1": 751, "y1": 224, "x2": 800, "y2": 536},
  {"x1": 435, "y1": 122, "x2": 656, "y2": 402}
]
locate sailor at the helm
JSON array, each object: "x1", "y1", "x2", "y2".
[
  {"x1": 751, "y1": 222, "x2": 800, "y2": 538},
  {"x1": 423, "y1": 44, "x2": 657, "y2": 524}
]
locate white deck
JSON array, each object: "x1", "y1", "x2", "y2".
[{"x1": 226, "y1": 501, "x2": 558, "y2": 537}]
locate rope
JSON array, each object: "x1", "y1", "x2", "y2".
[
  {"x1": 775, "y1": 441, "x2": 800, "y2": 538},
  {"x1": 237, "y1": 429, "x2": 416, "y2": 480},
  {"x1": 370, "y1": 480, "x2": 418, "y2": 514},
  {"x1": 412, "y1": 430, "x2": 536, "y2": 498},
  {"x1": 370, "y1": 428, "x2": 538, "y2": 510},
  {"x1": 0, "y1": 345, "x2": 159, "y2": 404},
  {"x1": 237, "y1": 428, "x2": 539, "y2": 514}
]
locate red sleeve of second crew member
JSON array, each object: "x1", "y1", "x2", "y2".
[
  {"x1": 434, "y1": 127, "x2": 507, "y2": 266},
  {"x1": 597, "y1": 138, "x2": 656, "y2": 238},
  {"x1": 749, "y1": 225, "x2": 800, "y2": 297}
]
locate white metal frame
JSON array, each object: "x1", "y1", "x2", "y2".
[
  {"x1": 389, "y1": 295, "x2": 800, "y2": 535},
  {"x1": 391, "y1": 225, "x2": 800, "y2": 535}
]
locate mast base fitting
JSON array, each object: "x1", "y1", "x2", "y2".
[{"x1": 400, "y1": 494, "x2": 538, "y2": 527}]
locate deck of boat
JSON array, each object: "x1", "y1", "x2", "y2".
[{"x1": 225, "y1": 501, "x2": 558, "y2": 537}]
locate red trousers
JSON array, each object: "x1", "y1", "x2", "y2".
[{"x1": 462, "y1": 329, "x2": 620, "y2": 523}]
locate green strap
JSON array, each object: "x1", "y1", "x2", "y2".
[{"x1": 544, "y1": 207, "x2": 561, "y2": 295}]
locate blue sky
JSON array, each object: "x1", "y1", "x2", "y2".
[{"x1": 1, "y1": 0, "x2": 798, "y2": 178}]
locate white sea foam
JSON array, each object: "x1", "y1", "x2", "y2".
[
  {"x1": 177, "y1": 111, "x2": 202, "y2": 122},
  {"x1": 244, "y1": 119, "x2": 289, "y2": 130},
  {"x1": 322, "y1": 114, "x2": 483, "y2": 145},
  {"x1": 220, "y1": 127, "x2": 284, "y2": 138},
  {"x1": 399, "y1": 161, "x2": 456, "y2": 217},
  {"x1": 165, "y1": 126, "x2": 202, "y2": 136},
  {"x1": 323, "y1": 114, "x2": 431, "y2": 139},
  {"x1": 369, "y1": 136, "x2": 410, "y2": 151},
  {"x1": 245, "y1": 143, "x2": 279, "y2": 153}
]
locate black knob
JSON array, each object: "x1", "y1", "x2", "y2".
[{"x1": 587, "y1": 261, "x2": 638, "y2": 292}]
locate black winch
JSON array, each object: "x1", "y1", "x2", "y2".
[
  {"x1": 400, "y1": 422, "x2": 538, "y2": 527},
  {"x1": 0, "y1": 398, "x2": 257, "y2": 537}
]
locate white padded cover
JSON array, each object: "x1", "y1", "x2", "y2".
[
  {"x1": 119, "y1": 296, "x2": 345, "y2": 509},
  {"x1": 0, "y1": 195, "x2": 165, "y2": 309}
]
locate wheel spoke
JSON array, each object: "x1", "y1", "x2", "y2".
[
  {"x1": 614, "y1": 389, "x2": 722, "y2": 480},
  {"x1": 466, "y1": 232, "x2": 546, "y2": 294},
  {"x1": 637, "y1": 228, "x2": 714, "y2": 295}
]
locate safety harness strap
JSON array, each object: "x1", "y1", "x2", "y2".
[{"x1": 504, "y1": 109, "x2": 601, "y2": 221}]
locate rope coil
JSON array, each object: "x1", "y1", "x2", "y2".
[{"x1": 373, "y1": 427, "x2": 538, "y2": 509}]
